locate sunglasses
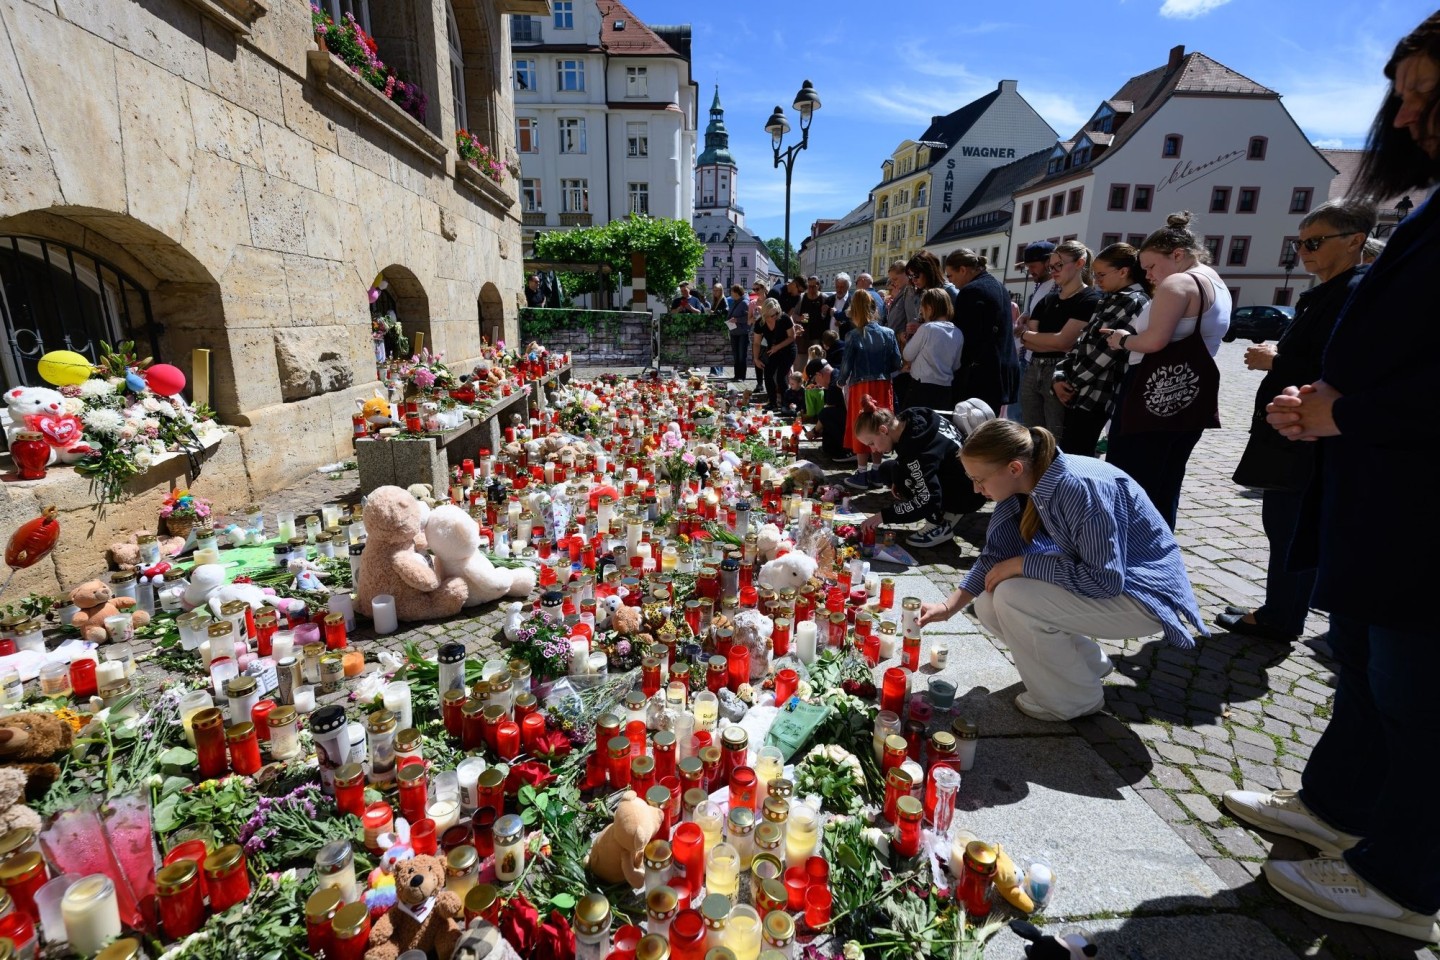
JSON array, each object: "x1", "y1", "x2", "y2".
[{"x1": 1295, "y1": 232, "x2": 1360, "y2": 252}]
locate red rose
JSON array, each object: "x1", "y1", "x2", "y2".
[
  {"x1": 499, "y1": 895, "x2": 540, "y2": 954},
  {"x1": 505, "y1": 760, "x2": 555, "y2": 795},
  {"x1": 535, "y1": 910, "x2": 576, "y2": 960},
  {"x1": 533, "y1": 731, "x2": 573, "y2": 762}
]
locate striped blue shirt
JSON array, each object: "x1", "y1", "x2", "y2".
[{"x1": 960, "y1": 452, "x2": 1205, "y2": 649}]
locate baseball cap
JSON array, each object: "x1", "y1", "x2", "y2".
[
  {"x1": 804, "y1": 358, "x2": 828, "y2": 378},
  {"x1": 1015, "y1": 241, "x2": 1056, "y2": 266}
]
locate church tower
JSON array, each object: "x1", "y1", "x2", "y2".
[{"x1": 695, "y1": 86, "x2": 741, "y2": 225}]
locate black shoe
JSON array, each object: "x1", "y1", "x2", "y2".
[
  {"x1": 1224, "y1": 604, "x2": 1249, "y2": 616},
  {"x1": 1216, "y1": 611, "x2": 1296, "y2": 642}
]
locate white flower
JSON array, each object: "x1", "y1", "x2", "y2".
[
  {"x1": 79, "y1": 378, "x2": 115, "y2": 398},
  {"x1": 843, "y1": 942, "x2": 865, "y2": 960},
  {"x1": 62, "y1": 397, "x2": 85, "y2": 416},
  {"x1": 134, "y1": 449, "x2": 154, "y2": 470},
  {"x1": 82, "y1": 408, "x2": 125, "y2": 436},
  {"x1": 141, "y1": 396, "x2": 162, "y2": 412}
]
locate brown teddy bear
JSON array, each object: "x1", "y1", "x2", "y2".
[
  {"x1": 586, "y1": 789, "x2": 664, "y2": 888},
  {"x1": 365, "y1": 853, "x2": 464, "y2": 960},
  {"x1": 0, "y1": 767, "x2": 40, "y2": 835},
  {"x1": 0, "y1": 710, "x2": 75, "y2": 802},
  {"x1": 68, "y1": 580, "x2": 151, "y2": 643},
  {"x1": 355, "y1": 486, "x2": 468, "y2": 623},
  {"x1": 104, "y1": 531, "x2": 187, "y2": 572},
  {"x1": 609, "y1": 604, "x2": 641, "y2": 636}
]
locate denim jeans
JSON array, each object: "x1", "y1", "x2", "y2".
[
  {"x1": 1300, "y1": 616, "x2": 1440, "y2": 914},
  {"x1": 1104, "y1": 427, "x2": 1203, "y2": 531},
  {"x1": 1255, "y1": 489, "x2": 1317, "y2": 636},
  {"x1": 1019, "y1": 358, "x2": 1066, "y2": 441}
]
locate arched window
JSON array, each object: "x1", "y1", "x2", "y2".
[
  {"x1": 0, "y1": 235, "x2": 158, "y2": 390},
  {"x1": 447, "y1": 1, "x2": 466, "y2": 132}
]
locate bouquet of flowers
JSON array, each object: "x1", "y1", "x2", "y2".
[
  {"x1": 510, "y1": 610, "x2": 572, "y2": 682},
  {"x1": 159, "y1": 490, "x2": 212, "y2": 537},
  {"x1": 456, "y1": 130, "x2": 507, "y2": 184},
  {"x1": 795, "y1": 743, "x2": 869, "y2": 814},
  {"x1": 387, "y1": 349, "x2": 455, "y2": 399}
]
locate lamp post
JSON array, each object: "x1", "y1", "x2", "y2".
[
  {"x1": 1375, "y1": 194, "x2": 1414, "y2": 238},
  {"x1": 1281, "y1": 242, "x2": 1298, "y2": 303},
  {"x1": 766, "y1": 80, "x2": 822, "y2": 282},
  {"x1": 724, "y1": 225, "x2": 737, "y2": 289}
]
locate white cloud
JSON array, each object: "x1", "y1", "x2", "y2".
[
  {"x1": 1310, "y1": 138, "x2": 1346, "y2": 149},
  {"x1": 1159, "y1": 0, "x2": 1233, "y2": 18},
  {"x1": 1022, "y1": 90, "x2": 1092, "y2": 135}
]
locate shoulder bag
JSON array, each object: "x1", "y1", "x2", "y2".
[{"x1": 1117, "y1": 273, "x2": 1221, "y2": 434}]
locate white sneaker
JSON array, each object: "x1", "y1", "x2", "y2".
[
  {"x1": 906, "y1": 520, "x2": 955, "y2": 549},
  {"x1": 1013, "y1": 692, "x2": 1101, "y2": 723},
  {"x1": 1222, "y1": 789, "x2": 1361, "y2": 857},
  {"x1": 1263, "y1": 858, "x2": 1440, "y2": 943}
]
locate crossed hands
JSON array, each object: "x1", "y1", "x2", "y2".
[{"x1": 1266, "y1": 381, "x2": 1341, "y2": 441}]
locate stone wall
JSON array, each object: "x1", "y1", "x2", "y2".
[{"x1": 0, "y1": 0, "x2": 527, "y2": 593}]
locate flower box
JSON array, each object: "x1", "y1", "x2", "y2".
[
  {"x1": 455, "y1": 160, "x2": 516, "y2": 214},
  {"x1": 306, "y1": 50, "x2": 446, "y2": 164}
]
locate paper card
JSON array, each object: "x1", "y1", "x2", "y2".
[{"x1": 764, "y1": 700, "x2": 833, "y2": 761}]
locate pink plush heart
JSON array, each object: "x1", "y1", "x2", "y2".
[{"x1": 26, "y1": 413, "x2": 81, "y2": 447}]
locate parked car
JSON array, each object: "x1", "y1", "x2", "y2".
[{"x1": 1223, "y1": 305, "x2": 1295, "y2": 343}]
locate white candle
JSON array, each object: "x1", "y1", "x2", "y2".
[
  {"x1": 199, "y1": 640, "x2": 213, "y2": 669},
  {"x1": 328, "y1": 592, "x2": 355, "y2": 632},
  {"x1": 796, "y1": 621, "x2": 818, "y2": 663},
  {"x1": 930, "y1": 642, "x2": 950, "y2": 670},
  {"x1": 61, "y1": 874, "x2": 122, "y2": 957},
  {"x1": 427, "y1": 798, "x2": 461, "y2": 832},
  {"x1": 194, "y1": 548, "x2": 222, "y2": 566},
  {"x1": 569, "y1": 639, "x2": 590, "y2": 675},
  {"x1": 383, "y1": 681, "x2": 413, "y2": 731},
  {"x1": 371, "y1": 595, "x2": 398, "y2": 635},
  {"x1": 272, "y1": 632, "x2": 296, "y2": 662},
  {"x1": 457, "y1": 757, "x2": 486, "y2": 813},
  {"x1": 293, "y1": 685, "x2": 317, "y2": 713},
  {"x1": 878, "y1": 629, "x2": 900, "y2": 660},
  {"x1": 179, "y1": 690, "x2": 213, "y2": 748},
  {"x1": 626, "y1": 520, "x2": 643, "y2": 556},
  {"x1": 96, "y1": 661, "x2": 125, "y2": 690}
]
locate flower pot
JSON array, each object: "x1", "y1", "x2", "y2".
[{"x1": 165, "y1": 515, "x2": 196, "y2": 539}]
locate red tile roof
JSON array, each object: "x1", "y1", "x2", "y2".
[{"x1": 597, "y1": 0, "x2": 679, "y2": 57}]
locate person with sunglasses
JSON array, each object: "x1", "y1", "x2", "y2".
[
  {"x1": 1228, "y1": 16, "x2": 1440, "y2": 942},
  {"x1": 1018, "y1": 241, "x2": 1103, "y2": 443},
  {"x1": 1222, "y1": 200, "x2": 1373, "y2": 644}
]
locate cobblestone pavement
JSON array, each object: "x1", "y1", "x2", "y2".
[{"x1": 118, "y1": 348, "x2": 1433, "y2": 958}]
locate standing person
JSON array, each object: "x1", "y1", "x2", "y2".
[
  {"x1": 726, "y1": 283, "x2": 752, "y2": 382},
  {"x1": 1103, "y1": 213, "x2": 1231, "y2": 529},
  {"x1": 710, "y1": 283, "x2": 730, "y2": 319},
  {"x1": 794, "y1": 276, "x2": 833, "y2": 364},
  {"x1": 830, "y1": 272, "x2": 854, "y2": 332},
  {"x1": 917, "y1": 419, "x2": 1204, "y2": 721},
  {"x1": 1225, "y1": 20, "x2": 1440, "y2": 942},
  {"x1": 1052, "y1": 243, "x2": 1150, "y2": 456},
  {"x1": 951, "y1": 248, "x2": 1023, "y2": 416},
  {"x1": 836, "y1": 291, "x2": 902, "y2": 489},
  {"x1": 1018, "y1": 242, "x2": 1103, "y2": 442},
  {"x1": 753, "y1": 298, "x2": 798, "y2": 411},
  {"x1": 1221, "y1": 201, "x2": 1372, "y2": 642},
  {"x1": 944, "y1": 249, "x2": 1022, "y2": 415},
  {"x1": 856, "y1": 272, "x2": 887, "y2": 323},
  {"x1": 1010, "y1": 242, "x2": 1055, "y2": 419},
  {"x1": 900, "y1": 288, "x2": 964, "y2": 411},
  {"x1": 524, "y1": 273, "x2": 547, "y2": 308},
  {"x1": 885, "y1": 260, "x2": 920, "y2": 337},
  {"x1": 671, "y1": 282, "x2": 703, "y2": 313},
  {"x1": 749, "y1": 281, "x2": 768, "y2": 394}
]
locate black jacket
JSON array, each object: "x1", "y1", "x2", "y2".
[
  {"x1": 882, "y1": 407, "x2": 966, "y2": 522},
  {"x1": 952, "y1": 271, "x2": 1020, "y2": 409}
]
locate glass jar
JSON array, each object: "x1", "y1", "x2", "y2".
[
  {"x1": 720, "y1": 726, "x2": 748, "y2": 784},
  {"x1": 894, "y1": 796, "x2": 924, "y2": 858},
  {"x1": 192, "y1": 708, "x2": 229, "y2": 780},
  {"x1": 728, "y1": 766, "x2": 758, "y2": 813},
  {"x1": 203, "y1": 844, "x2": 251, "y2": 912},
  {"x1": 0, "y1": 853, "x2": 47, "y2": 922},
  {"x1": 573, "y1": 892, "x2": 612, "y2": 960},
  {"x1": 872, "y1": 710, "x2": 902, "y2": 767},
  {"x1": 726, "y1": 807, "x2": 756, "y2": 870},
  {"x1": 226, "y1": 722, "x2": 262, "y2": 776},
  {"x1": 724, "y1": 904, "x2": 761, "y2": 960},
  {"x1": 396, "y1": 764, "x2": 428, "y2": 825},
  {"x1": 475, "y1": 768, "x2": 505, "y2": 817},
  {"x1": 437, "y1": 642, "x2": 467, "y2": 696},
  {"x1": 670, "y1": 909, "x2": 707, "y2": 960},
  {"x1": 464, "y1": 884, "x2": 501, "y2": 927},
  {"x1": 952, "y1": 717, "x2": 979, "y2": 771},
  {"x1": 643, "y1": 839, "x2": 673, "y2": 894},
  {"x1": 958, "y1": 841, "x2": 997, "y2": 918},
  {"x1": 315, "y1": 840, "x2": 357, "y2": 904},
  {"x1": 493, "y1": 814, "x2": 525, "y2": 882},
  {"x1": 760, "y1": 910, "x2": 795, "y2": 959},
  {"x1": 225, "y1": 675, "x2": 260, "y2": 728},
  {"x1": 784, "y1": 803, "x2": 818, "y2": 868},
  {"x1": 305, "y1": 886, "x2": 343, "y2": 956},
  {"x1": 329, "y1": 901, "x2": 371, "y2": 960},
  {"x1": 265, "y1": 705, "x2": 299, "y2": 761},
  {"x1": 156, "y1": 860, "x2": 206, "y2": 940},
  {"x1": 645, "y1": 884, "x2": 678, "y2": 939},
  {"x1": 705, "y1": 842, "x2": 740, "y2": 903},
  {"x1": 333, "y1": 763, "x2": 365, "y2": 818},
  {"x1": 362, "y1": 803, "x2": 393, "y2": 853},
  {"x1": 37, "y1": 662, "x2": 71, "y2": 697},
  {"x1": 444, "y1": 846, "x2": 479, "y2": 901},
  {"x1": 753, "y1": 823, "x2": 783, "y2": 865},
  {"x1": 652, "y1": 730, "x2": 678, "y2": 783},
  {"x1": 882, "y1": 767, "x2": 913, "y2": 825},
  {"x1": 366, "y1": 710, "x2": 398, "y2": 786},
  {"x1": 61, "y1": 874, "x2": 122, "y2": 957},
  {"x1": 700, "y1": 893, "x2": 730, "y2": 951}
]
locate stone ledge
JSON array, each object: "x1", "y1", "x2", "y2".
[
  {"x1": 454, "y1": 162, "x2": 517, "y2": 217},
  {"x1": 179, "y1": 0, "x2": 268, "y2": 35},
  {"x1": 306, "y1": 50, "x2": 447, "y2": 164}
]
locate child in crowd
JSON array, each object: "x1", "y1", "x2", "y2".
[
  {"x1": 780, "y1": 371, "x2": 805, "y2": 419},
  {"x1": 821, "y1": 329, "x2": 843, "y2": 371},
  {"x1": 805, "y1": 357, "x2": 851, "y2": 461}
]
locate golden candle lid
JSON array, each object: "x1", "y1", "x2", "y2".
[
  {"x1": 267, "y1": 705, "x2": 297, "y2": 727},
  {"x1": 481, "y1": 704, "x2": 506, "y2": 722},
  {"x1": 206, "y1": 621, "x2": 234, "y2": 637},
  {"x1": 759, "y1": 877, "x2": 788, "y2": 909},
  {"x1": 226, "y1": 675, "x2": 257, "y2": 697},
  {"x1": 721, "y1": 726, "x2": 749, "y2": 749},
  {"x1": 952, "y1": 717, "x2": 979, "y2": 740},
  {"x1": 465, "y1": 883, "x2": 499, "y2": 918},
  {"x1": 396, "y1": 727, "x2": 422, "y2": 752},
  {"x1": 884, "y1": 734, "x2": 907, "y2": 754},
  {"x1": 0, "y1": 851, "x2": 42, "y2": 882},
  {"x1": 255, "y1": 609, "x2": 278, "y2": 625},
  {"x1": 397, "y1": 764, "x2": 426, "y2": 787},
  {"x1": 698, "y1": 745, "x2": 721, "y2": 765},
  {"x1": 109, "y1": 570, "x2": 137, "y2": 584},
  {"x1": 677, "y1": 757, "x2": 703, "y2": 779},
  {"x1": 332, "y1": 901, "x2": 370, "y2": 939},
  {"x1": 0, "y1": 827, "x2": 35, "y2": 861},
  {"x1": 225, "y1": 722, "x2": 256, "y2": 743},
  {"x1": 896, "y1": 796, "x2": 923, "y2": 820},
  {"x1": 325, "y1": 612, "x2": 345, "y2": 625},
  {"x1": 643, "y1": 838, "x2": 672, "y2": 867},
  {"x1": 443, "y1": 689, "x2": 468, "y2": 707},
  {"x1": 644, "y1": 784, "x2": 670, "y2": 808},
  {"x1": 762, "y1": 909, "x2": 795, "y2": 942},
  {"x1": 220, "y1": 599, "x2": 249, "y2": 616},
  {"x1": 762, "y1": 795, "x2": 789, "y2": 822},
  {"x1": 631, "y1": 755, "x2": 656, "y2": 777},
  {"x1": 705, "y1": 949, "x2": 738, "y2": 960},
  {"x1": 930, "y1": 731, "x2": 957, "y2": 752},
  {"x1": 335, "y1": 762, "x2": 365, "y2": 787},
  {"x1": 964, "y1": 840, "x2": 998, "y2": 871},
  {"x1": 305, "y1": 885, "x2": 344, "y2": 920},
  {"x1": 477, "y1": 768, "x2": 505, "y2": 789},
  {"x1": 607, "y1": 735, "x2": 632, "y2": 758},
  {"x1": 574, "y1": 892, "x2": 611, "y2": 933},
  {"x1": 191, "y1": 707, "x2": 225, "y2": 732},
  {"x1": 754, "y1": 822, "x2": 782, "y2": 848},
  {"x1": 203, "y1": 843, "x2": 245, "y2": 876},
  {"x1": 446, "y1": 845, "x2": 478, "y2": 874},
  {"x1": 652, "y1": 730, "x2": 676, "y2": 749},
  {"x1": 700, "y1": 892, "x2": 730, "y2": 925},
  {"x1": 645, "y1": 884, "x2": 677, "y2": 915},
  {"x1": 367, "y1": 709, "x2": 397, "y2": 734},
  {"x1": 96, "y1": 940, "x2": 144, "y2": 960},
  {"x1": 462, "y1": 699, "x2": 485, "y2": 718},
  {"x1": 636, "y1": 935, "x2": 670, "y2": 960},
  {"x1": 726, "y1": 806, "x2": 755, "y2": 832},
  {"x1": 885, "y1": 767, "x2": 914, "y2": 789}
]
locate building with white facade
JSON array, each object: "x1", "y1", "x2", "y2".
[
  {"x1": 511, "y1": 0, "x2": 697, "y2": 251},
  {"x1": 813, "y1": 200, "x2": 875, "y2": 289},
  {"x1": 691, "y1": 88, "x2": 777, "y2": 296},
  {"x1": 996, "y1": 46, "x2": 1337, "y2": 308}
]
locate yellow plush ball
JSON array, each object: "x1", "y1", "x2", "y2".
[{"x1": 36, "y1": 350, "x2": 94, "y2": 386}]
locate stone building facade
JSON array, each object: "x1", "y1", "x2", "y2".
[{"x1": 0, "y1": 0, "x2": 535, "y2": 593}]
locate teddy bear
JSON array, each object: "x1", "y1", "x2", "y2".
[
  {"x1": 179, "y1": 564, "x2": 274, "y2": 617},
  {"x1": 364, "y1": 854, "x2": 464, "y2": 960},
  {"x1": 758, "y1": 552, "x2": 817, "y2": 593},
  {"x1": 3, "y1": 385, "x2": 70, "y2": 465},
  {"x1": 68, "y1": 579, "x2": 150, "y2": 643},
  {"x1": 104, "y1": 531, "x2": 187, "y2": 573},
  {"x1": 587, "y1": 790, "x2": 665, "y2": 888},
  {"x1": 0, "y1": 767, "x2": 40, "y2": 836},
  {"x1": 0, "y1": 710, "x2": 76, "y2": 808},
  {"x1": 756, "y1": 523, "x2": 790, "y2": 564},
  {"x1": 426, "y1": 505, "x2": 537, "y2": 607},
  {"x1": 452, "y1": 921, "x2": 524, "y2": 960},
  {"x1": 609, "y1": 604, "x2": 641, "y2": 636},
  {"x1": 731, "y1": 609, "x2": 774, "y2": 683},
  {"x1": 1008, "y1": 920, "x2": 1097, "y2": 959},
  {"x1": 356, "y1": 486, "x2": 468, "y2": 623}
]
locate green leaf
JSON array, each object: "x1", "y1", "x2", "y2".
[
  {"x1": 159, "y1": 746, "x2": 198, "y2": 770},
  {"x1": 160, "y1": 775, "x2": 193, "y2": 798},
  {"x1": 550, "y1": 893, "x2": 576, "y2": 911},
  {"x1": 153, "y1": 793, "x2": 182, "y2": 834}
]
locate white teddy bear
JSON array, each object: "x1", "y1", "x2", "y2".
[
  {"x1": 731, "y1": 608, "x2": 775, "y2": 683},
  {"x1": 3, "y1": 385, "x2": 71, "y2": 465},
  {"x1": 502, "y1": 601, "x2": 528, "y2": 642},
  {"x1": 425, "y1": 504, "x2": 537, "y2": 607},
  {"x1": 756, "y1": 523, "x2": 792, "y2": 563},
  {"x1": 759, "y1": 551, "x2": 818, "y2": 593}
]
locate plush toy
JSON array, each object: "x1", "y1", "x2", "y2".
[
  {"x1": 610, "y1": 604, "x2": 641, "y2": 636},
  {"x1": 756, "y1": 523, "x2": 790, "y2": 563},
  {"x1": 786, "y1": 460, "x2": 828, "y2": 492},
  {"x1": 758, "y1": 552, "x2": 817, "y2": 593},
  {"x1": 0, "y1": 710, "x2": 76, "y2": 803},
  {"x1": 1008, "y1": 920, "x2": 1097, "y2": 959},
  {"x1": 426, "y1": 505, "x2": 537, "y2": 607},
  {"x1": 180, "y1": 564, "x2": 274, "y2": 616},
  {"x1": 587, "y1": 790, "x2": 665, "y2": 888},
  {"x1": 452, "y1": 920, "x2": 525, "y2": 960},
  {"x1": 365, "y1": 854, "x2": 464, "y2": 960},
  {"x1": 952, "y1": 398, "x2": 997, "y2": 440},
  {"x1": 104, "y1": 531, "x2": 187, "y2": 572},
  {"x1": 356, "y1": 486, "x2": 468, "y2": 622},
  {"x1": 3, "y1": 385, "x2": 68, "y2": 465},
  {"x1": 731, "y1": 609, "x2": 774, "y2": 683},
  {"x1": 993, "y1": 843, "x2": 1037, "y2": 913},
  {"x1": 0, "y1": 767, "x2": 40, "y2": 835},
  {"x1": 501, "y1": 601, "x2": 527, "y2": 642},
  {"x1": 594, "y1": 595, "x2": 623, "y2": 631},
  {"x1": 68, "y1": 579, "x2": 150, "y2": 643},
  {"x1": 359, "y1": 390, "x2": 398, "y2": 431}
]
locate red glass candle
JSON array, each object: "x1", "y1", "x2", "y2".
[
  {"x1": 670, "y1": 908, "x2": 706, "y2": 960},
  {"x1": 827, "y1": 612, "x2": 847, "y2": 648},
  {"x1": 363, "y1": 803, "x2": 395, "y2": 853},
  {"x1": 0, "y1": 853, "x2": 47, "y2": 922},
  {"x1": 881, "y1": 735, "x2": 908, "y2": 776},
  {"x1": 441, "y1": 824, "x2": 474, "y2": 853},
  {"x1": 625, "y1": 719, "x2": 647, "y2": 757},
  {"x1": 880, "y1": 667, "x2": 908, "y2": 716},
  {"x1": 514, "y1": 692, "x2": 540, "y2": 723},
  {"x1": 521, "y1": 712, "x2": 546, "y2": 753},
  {"x1": 462, "y1": 701, "x2": 486, "y2": 751},
  {"x1": 496, "y1": 720, "x2": 522, "y2": 760},
  {"x1": 69, "y1": 657, "x2": 98, "y2": 698},
  {"x1": 608, "y1": 736, "x2": 633, "y2": 789},
  {"x1": 901, "y1": 633, "x2": 921, "y2": 672},
  {"x1": 698, "y1": 745, "x2": 722, "y2": 792},
  {"x1": 251, "y1": 700, "x2": 276, "y2": 742},
  {"x1": 480, "y1": 705, "x2": 505, "y2": 752},
  {"x1": 255, "y1": 612, "x2": 278, "y2": 657},
  {"x1": 883, "y1": 767, "x2": 913, "y2": 825},
  {"x1": 226, "y1": 722, "x2": 262, "y2": 776},
  {"x1": 641, "y1": 657, "x2": 662, "y2": 698},
  {"x1": 204, "y1": 844, "x2": 251, "y2": 912},
  {"x1": 774, "y1": 668, "x2": 798, "y2": 706},
  {"x1": 324, "y1": 612, "x2": 347, "y2": 650},
  {"x1": 330, "y1": 903, "x2": 371, "y2": 960},
  {"x1": 652, "y1": 732, "x2": 677, "y2": 782},
  {"x1": 595, "y1": 713, "x2": 622, "y2": 750},
  {"x1": 783, "y1": 866, "x2": 808, "y2": 910},
  {"x1": 410, "y1": 817, "x2": 438, "y2": 856},
  {"x1": 661, "y1": 775, "x2": 683, "y2": 826},
  {"x1": 671, "y1": 823, "x2": 705, "y2": 898},
  {"x1": 959, "y1": 842, "x2": 996, "y2": 918},
  {"x1": 726, "y1": 645, "x2": 750, "y2": 692},
  {"x1": 443, "y1": 691, "x2": 466, "y2": 738},
  {"x1": 631, "y1": 755, "x2": 656, "y2": 799},
  {"x1": 397, "y1": 764, "x2": 429, "y2": 824},
  {"x1": 472, "y1": 807, "x2": 497, "y2": 858},
  {"x1": 879, "y1": 578, "x2": 896, "y2": 610},
  {"x1": 163, "y1": 840, "x2": 211, "y2": 901},
  {"x1": 805, "y1": 884, "x2": 832, "y2": 929},
  {"x1": 334, "y1": 764, "x2": 366, "y2": 818},
  {"x1": 862, "y1": 632, "x2": 881, "y2": 667},
  {"x1": 476, "y1": 769, "x2": 505, "y2": 816},
  {"x1": 305, "y1": 887, "x2": 342, "y2": 956},
  {"x1": 192, "y1": 708, "x2": 229, "y2": 780},
  {"x1": 728, "y1": 766, "x2": 757, "y2": 812},
  {"x1": 157, "y1": 859, "x2": 207, "y2": 940},
  {"x1": 771, "y1": 618, "x2": 791, "y2": 658}
]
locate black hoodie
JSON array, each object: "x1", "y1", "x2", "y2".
[{"x1": 881, "y1": 407, "x2": 968, "y2": 523}]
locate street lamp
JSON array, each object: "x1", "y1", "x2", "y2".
[
  {"x1": 1374, "y1": 194, "x2": 1414, "y2": 238},
  {"x1": 1281, "y1": 241, "x2": 1298, "y2": 302},
  {"x1": 766, "y1": 79, "x2": 822, "y2": 281},
  {"x1": 724, "y1": 224, "x2": 737, "y2": 289}
]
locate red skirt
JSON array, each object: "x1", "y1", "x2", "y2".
[{"x1": 845, "y1": 379, "x2": 895, "y2": 455}]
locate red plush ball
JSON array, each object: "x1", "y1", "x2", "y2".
[{"x1": 144, "y1": 363, "x2": 186, "y2": 396}]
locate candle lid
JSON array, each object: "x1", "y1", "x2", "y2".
[
  {"x1": 191, "y1": 707, "x2": 225, "y2": 732},
  {"x1": 332, "y1": 902, "x2": 370, "y2": 939},
  {"x1": 0, "y1": 827, "x2": 35, "y2": 862},
  {"x1": 95, "y1": 940, "x2": 144, "y2": 960},
  {"x1": 930, "y1": 731, "x2": 957, "y2": 752},
  {"x1": 220, "y1": 600, "x2": 248, "y2": 616},
  {"x1": 700, "y1": 893, "x2": 730, "y2": 925},
  {"x1": 268, "y1": 705, "x2": 297, "y2": 727},
  {"x1": 203, "y1": 844, "x2": 244, "y2": 878},
  {"x1": 631, "y1": 755, "x2": 656, "y2": 777},
  {"x1": 721, "y1": 726, "x2": 749, "y2": 749},
  {"x1": 465, "y1": 883, "x2": 499, "y2": 918},
  {"x1": 109, "y1": 570, "x2": 137, "y2": 584},
  {"x1": 574, "y1": 893, "x2": 611, "y2": 934},
  {"x1": 397, "y1": 764, "x2": 426, "y2": 787},
  {"x1": 367, "y1": 710, "x2": 398, "y2": 734},
  {"x1": 396, "y1": 728, "x2": 422, "y2": 752},
  {"x1": 645, "y1": 884, "x2": 677, "y2": 916},
  {"x1": 644, "y1": 784, "x2": 669, "y2": 808},
  {"x1": 477, "y1": 768, "x2": 505, "y2": 789},
  {"x1": 762, "y1": 910, "x2": 795, "y2": 942},
  {"x1": 335, "y1": 762, "x2": 365, "y2": 787},
  {"x1": 438, "y1": 642, "x2": 466, "y2": 664},
  {"x1": 156, "y1": 859, "x2": 199, "y2": 895},
  {"x1": 0, "y1": 851, "x2": 42, "y2": 882},
  {"x1": 226, "y1": 675, "x2": 258, "y2": 698},
  {"x1": 446, "y1": 845, "x2": 478, "y2": 874},
  {"x1": 761, "y1": 796, "x2": 789, "y2": 822},
  {"x1": 163, "y1": 567, "x2": 189, "y2": 582},
  {"x1": 726, "y1": 806, "x2": 755, "y2": 833},
  {"x1": 310, "y1": 704, "x2": 347, "y2": 735},
  {"x1": 643, "y1": 838, "x2": 672, "y2": 868},
  {"x1": 305, "y1": 885, "x2": 344, "y2": 921},
  {"x1": 493, "y1": 813, "x2": 524, "y2": 844},
  {"x1": 637, "y1": 935, "x2": 670, "y2": 960},
  {"x1": 316, "y1": 840, "x2": 354, "y2": 873},
  {"x1": 225, "y1": 722, "x2": 256, "y2": 743},
  {"x1": 206, "y1": 621, "x2": 233, "y2": 638},
  {"x1": 754, "y1": 822, "x2": 782, "y2": 849},
  {"x1": 951, "y1": 717, "x2": 979, "y2": 740},
  {"x1": 884, "y1": 734, "x2": 907, "y2": 754}
]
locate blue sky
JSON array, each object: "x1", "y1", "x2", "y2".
[{"x1": 621, "y1": 0, "x2": 1421, "y2": 246}]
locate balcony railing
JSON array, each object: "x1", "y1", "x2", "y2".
[
  {"x1": 510, "y1": 18, "x2": 543, "y2": 43},
  {"x1": 523, "y1": 211, "x2": 546, "y2": 226},
  {"x1": 559, "y1": 212, "x2": 593, "y2": 227}
]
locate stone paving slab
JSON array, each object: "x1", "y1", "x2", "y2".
[
  {"x1": 983, "y1": 914, "x2": 1298, "y2": 960},
  {"x1": 950, "y1": 735, "x2": 1231, "y2": 918}
]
